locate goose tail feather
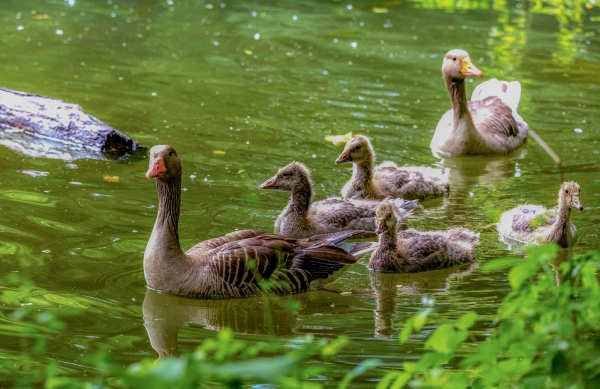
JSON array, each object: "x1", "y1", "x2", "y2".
[{"x1": 471, "y1": 78, "x2": 522, "y2": 114}]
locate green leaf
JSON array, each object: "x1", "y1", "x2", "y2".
[
  {"x1": 399, "y1": 321, "x2": 413, "y2": 344},
  {"x1": 508, "y1": 259, "x2": 541, "y2": 289},
  {"x1": 482, "y1": 257, "x2": 523, "y2": 272},
  {"x1": 338, "y1": 359, "x2": 381, "y2": 389},
  {"x1": 456, "y1": 311, "x2": 478, "y2": 329},
  {"x1": 425, "y1": 324, "x2": 459, "y2": 354},
  {"x1": 413, "y1": 308, "x2": 433, "y2": 331}
]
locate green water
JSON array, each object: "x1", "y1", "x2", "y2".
[{"x1": 1, "y1": 0, "x2": 599, "y2": 386}]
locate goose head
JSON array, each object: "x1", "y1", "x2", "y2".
[
  {"x1": 146, "y1": 145, "x2": 182, "y2": 181},
  {"x1": 375, "y1": 201, "x2": 397, "y2": 235},
  {"x1": 335, "y1": 135, "x2": 374, "y2": 164},
  {"x1": 559, "y1": 181, "x2": 584, "y2": 211},
  {"x1": 442, "y1": 49, "x2": 483, "y2": 81},
  {"x1": 259, "y1": 161, "x2": 312, "y2": 193}
]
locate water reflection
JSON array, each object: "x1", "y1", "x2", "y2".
[
  {"x1": 142, "y1": 289, "x2": 367, "y2": 358},
  {"x1": 368, "y1": 264, "x2": 478, "y2": 338},
  {"x1": 435, "y1": 151, "x2": 527, "y2": 198}
]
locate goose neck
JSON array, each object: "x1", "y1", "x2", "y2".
[
  {"x1": 150, "y1": 177, "x2": 184, "y2": 256},
  {"x1": 447, "y1": 78, "x2": 473, "y2": 126},
  {"x1": 352, "y1": 159, "x2": 374, "y2": 189},
  {"x1": 551, "y1": 200, "x2": 572, "y2": 245},
  {"x1": 288, "y1": 186, "x2": 312, "y2": 217},
  {"x1": 378, "y1": 226, "x2": 398, "y2": 252}
]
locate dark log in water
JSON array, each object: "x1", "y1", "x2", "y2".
[{"x1": 0, "y1": 88, "x2": 139, "y2": 160}]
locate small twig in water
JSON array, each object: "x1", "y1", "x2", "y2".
[{"x1": 528, "y1": 129, "x2": 562, "y2": 166}]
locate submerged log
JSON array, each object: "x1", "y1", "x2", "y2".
[{"x1": 0, "y1": 88, "x2": 139, "y2": 160}]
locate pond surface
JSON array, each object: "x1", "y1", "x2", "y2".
[{"x1": 1, "y1": 0, "x2": 599, "y2": 386}]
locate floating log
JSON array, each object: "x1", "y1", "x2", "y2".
[{"x1": 0, "y1": 88, "x2": 139, "y2": 160}]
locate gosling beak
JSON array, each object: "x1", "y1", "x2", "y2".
[
  {"x1": 461, "y1": 58, "x2": 483, "y2": 77},
  {"x1": 335, "y1": 151, "x2": 351, "y2": 164},
  {"x1": 375, "y1": 219, "x2": 386, "y2": 235},
  {"x1": 570, "y1": 195, "x2": 584, "y2": 211},
  {"x1": 259, "y1": 176, "x2": 279, "y2": 189},
  {"x1": 146, "y1": 157, "x2": 167, "y2": 179}
]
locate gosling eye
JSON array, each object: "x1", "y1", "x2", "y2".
[
  {"x1": 168, "y1": 150, "x2": 173, "y2": 157},
  {"x1": 453, "y1": 57, "x2": 456, "y2": 61},
  {"x1": 282, "y1": 172, "x2": 292, "y2": 177},
  {"x1": 354, "y1": 146, "x2": 361, "y2": 151},
  {"x1": 565, "y1": 190, "x2": 569, "y2": 194}
]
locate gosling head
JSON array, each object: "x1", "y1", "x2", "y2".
[
  {"x1": 559, "y1": 181, "x2": 584, "y2": 211},
  {"x1": 259, "y1": 161, "x2": 311, "y2": 193},
  {"x1": 146, "y1": 145, "x2": 182, "y2": 181},
  {"x1": 375, "y1": 201, "x2": 397, "y2": 235},
  {"x1": 335, "y1": 135, "x2": 374, "y2": 164},
  {"x1": 442, "y1": 49, "x2": 483, "y2": 80}
]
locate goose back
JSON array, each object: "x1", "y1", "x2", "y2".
[{"x1": 373, "y1": 162, "x2": 449, "y2": 201}]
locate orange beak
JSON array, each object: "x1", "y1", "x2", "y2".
[
  {"x1": 146, "y1": 157, "x2": 167, "y2": 179},
  {"x1": 461, "y1": 58, "x2": 483, "y2": 77},
  {"x1": 259, "y1": 176, "x2": 279, "y2": 189},
  {"x1": 336, "y1": 150, "x2": 351, "y2": 164}
]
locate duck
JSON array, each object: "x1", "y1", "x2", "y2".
[
  {"x1": 335, "y1": 134, "x2": 449, "y2": 201},
  {"x1": 497, "y1": 181, "x2": 584, "y2": 247},
  {"x1": 430, "y1": 49, "x2": 528, "y2": 156},
  {"x1": 144, "y1": 145, "x2": 377, "y2": 299},
  {"x1": 259, "y1": 161, "x2": 419, "y2": 239},
  {"x1": 369, "y1": 201, "x2": 478, "y2": 273}
]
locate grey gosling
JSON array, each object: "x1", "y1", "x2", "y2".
[
  {"x1": 259, "y1": 161, "x2": 418, "y2": 239},
  {"x1": 336, "y1": 134, "x2": 449, "y2": 201},
  {"x1": 497, "y1": 181, "x2": 583, "y2": 247},
  {"x1": 369, "y1": 201, "x2": 478, "y2": 273}
]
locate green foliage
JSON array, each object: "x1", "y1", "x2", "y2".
[
  {"x1": 379, "y1": 245, "x2": 600, "y2": 389},
  {"x1": 3, "y1": 246, "x2": 600, "y2": 388},
  {"x1": 97, "y1": 329, "x2": 340, "y2": 389}
]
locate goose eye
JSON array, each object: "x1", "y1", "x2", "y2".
[{"x1": 168, "y1": 150, "x2": 173, "y2": 157}]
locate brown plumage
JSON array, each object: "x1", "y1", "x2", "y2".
[
  {"x1": 369, "y1": 201, "x2": 478, "y2": 273},
  {"x1": 144, "y1": 145, "x2": 375, "y2": 299},
  {"x1": 497, "y1": 181, "x2": 584, "y2": 247},
  {"x1": 335, "y1": 135, "x2": 449, "y2": 201},
  {"x1": 259, "y1": 161, "x2": 419, "y2": 239},
  {"x1": 431, "y1": 49, "x2": 528, "y2": 155}
]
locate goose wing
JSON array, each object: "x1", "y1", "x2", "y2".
[
  {"x1": 468, "y1": 97, "x2": 520, "y2": 138},
  {"x1": 510, "y1": 205, "x2": 556, "y2": 233},
  {"x1": 310, "y1": 198, "x2": 377, "y2": 231},
  {"x1": 292, "y1": 231, "x2": 367, "y2": 284},
  {"x1": 186, "y1": 230, "x2": 268, "y2": 253},
  {"x1": 374, "y1": 163, "x2": 449, "y2": 200},
  {"x1": 187, "y1": 231, "x2": 297, "y2": 288}
]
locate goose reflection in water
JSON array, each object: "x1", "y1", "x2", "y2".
[
  {"x1": 366, "y1": 263, "x2": 479, "y2": 339},
  {"x1": 142, "y1": 288, "x2": 367, "y2": 358}
]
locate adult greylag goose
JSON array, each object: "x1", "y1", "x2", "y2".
[
  {"x1": 335, "y1": 134, "x2": 449, "y2": 201},
  {"x1": 497, "y1": 181, "x2": 583, "y2": 247},
  {"x1": 369, "y1": 201, "x2": 478, "y2": 273},
  {"x1": 431, "y1": 49, "x2": 528, "y2": 156},
  {"x1": 259, "y1": 161, "x2": 418, "y2": 239},
  {"x1": 144, "y1": 145, "x2": 376, "y2": 299}
]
